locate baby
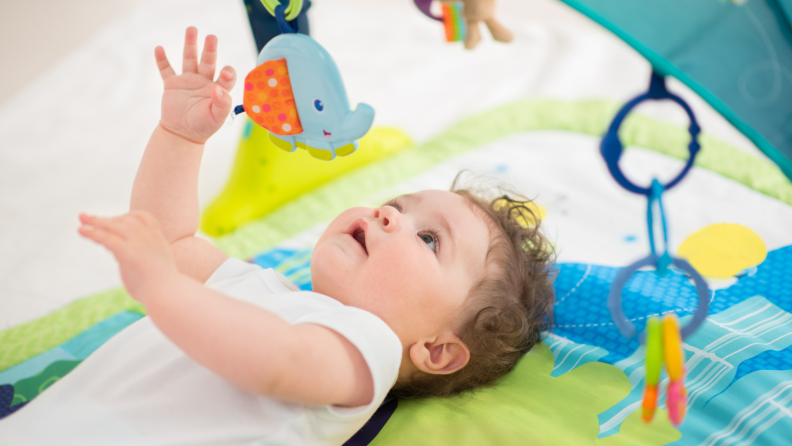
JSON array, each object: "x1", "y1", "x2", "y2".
[{"x1": 1, "y1": 28, "x2": 555, "y2": 445}]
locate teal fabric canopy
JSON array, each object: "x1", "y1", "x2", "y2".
[{"x1": 558, "y1": 0, "x2": 792, "y2": 181}]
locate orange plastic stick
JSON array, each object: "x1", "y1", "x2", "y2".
[{"x1": 442, "y1": 4, "x2": 455, "y2": 42}]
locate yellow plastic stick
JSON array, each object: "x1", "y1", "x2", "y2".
[{"x1": 662, "y1": 314, "x2": 684, "y2": 381}]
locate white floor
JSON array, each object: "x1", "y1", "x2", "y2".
[{"x1": 0, "y1": 0, "x2": 770, "y2": 330}]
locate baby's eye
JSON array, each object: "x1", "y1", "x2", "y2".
[
  {"x1": 420, "y1": 233, "x2": 437, "y2": 251},
  {"x1": 384, "y1": 199, "x2": 402, "y2": 212},
  {"x1": 314, "y1": 99, "x2": 324, "y2": 112}
]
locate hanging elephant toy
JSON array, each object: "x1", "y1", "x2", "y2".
[{"x1": 233, "y1": 21, "x2": 375, "y2": 161}]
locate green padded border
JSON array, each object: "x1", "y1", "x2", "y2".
[
  {"x1": 0, "y1": 289, "x2": 143, "y2": 372},
  {"x1": 2, "y1": 99, "x2": 789, "y2": 372}
]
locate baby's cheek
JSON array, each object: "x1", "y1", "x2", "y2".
[
  {"x1": 380, "y1": 259, "x2": 438, "y2": 310},
  {"x1": 309, "y1": 246, "x2": 346, "y2": 294}
]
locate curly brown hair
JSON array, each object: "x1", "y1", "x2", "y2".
[{"x1": 389, "y1": 180, "x2": 556, "y2": 398}]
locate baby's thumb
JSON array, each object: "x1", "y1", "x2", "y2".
[{"x1": 211, "y1": 85, "x2": 232, "y2": 120}]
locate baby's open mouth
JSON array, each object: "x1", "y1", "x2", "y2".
[{"x1": 352, "y1": 228, "x2": 367, "y2": 255}]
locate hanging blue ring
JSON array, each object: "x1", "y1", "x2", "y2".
[
  {"x1": 607, "y1": 253, "x2": 710, "y2": 343},
  {"x1": 600, "y1": 72, "x2": 702, "y2": 196}
]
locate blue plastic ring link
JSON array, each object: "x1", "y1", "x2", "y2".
[
  {"x1": 607, "y1": 253, "x2": 710, "y2": 343},
  {"x1": 600, "y1": 72, "x2": 702, "y2": 196}
]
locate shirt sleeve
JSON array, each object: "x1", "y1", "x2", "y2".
[
  {"x1": 204, "y1": 257, "x2": 261, "y2": 287},
  {"x1": 294, "y1": 306, "x2": 403, "y2": 420},
  {"x1": 205, "y1": 257, "x2": 299, "y2": 292}
]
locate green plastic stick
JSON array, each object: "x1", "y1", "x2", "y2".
[{"x1": 645, "y1": 317, "x2": 663, "y2": 386}]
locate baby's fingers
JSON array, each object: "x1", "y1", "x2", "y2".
[
  {"x1": 79, "y1": 223, "x2": 125, "y2": 254},
  {"x1": 216, "y1": 66, "x2": 236, "y2": 92},
  {"x1": 182, "y1": 26, "x2": 199, "y2": 73},
  {"x1": 197, "y1": 34, "x2": 218, "y2": 80},
  {"x1": 155, "y1": 46, "x2": 176, "y2": 81},
  {"x1": 80, "y1": 214, "x2": 139, "y2": 239},
  {"x1": 211, "y1": 85, "x2": 233, "y2": 119}
]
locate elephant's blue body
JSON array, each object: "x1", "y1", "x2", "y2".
[{"x1": 255, "y1": 34, "x2": 374, "y2": 161}]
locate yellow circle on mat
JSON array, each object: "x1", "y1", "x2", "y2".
[
  {"x1": 677, "y1": 223, "x2": 767, "y2": 278},
  {"x1": 525, "y1": 202, "x2": 547, "y2": 225}
]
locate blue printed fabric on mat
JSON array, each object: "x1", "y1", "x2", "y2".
[{"x1": 552, "y1": 245, "x2": 792, "y2": 366}]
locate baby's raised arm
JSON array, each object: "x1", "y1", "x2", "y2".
[
  {"x1": 79, "y1": 27, "x2": 376, "y2": 410},
  {"x1": 78, "y1": 212, "x2": 374, "y2": 408},
  {"x1": 130, "y1": 27, "x2": 235, "y2": 281}
]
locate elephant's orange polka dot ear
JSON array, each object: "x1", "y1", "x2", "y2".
[{"x1": 243, "y1": 59, "x2": 302, "y2": 135}]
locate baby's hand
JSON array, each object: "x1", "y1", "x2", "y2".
[
  {"x1": 156, "y1": 27, "x2": 237, "y2": 144},
  {"x1": 79, "y1": 211, "x2": 179, "y2": 304}
]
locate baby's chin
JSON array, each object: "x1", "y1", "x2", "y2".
[
  {"x1": 310, "y1": 237, "x2": 377, "y2": 308},
  {"x1": 309, "y1": 256, "x2": 351, "y2": 303}
]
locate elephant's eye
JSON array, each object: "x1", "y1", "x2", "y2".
[{"x1": 314, "y1": 99, "x2": 324, "y2": 112}]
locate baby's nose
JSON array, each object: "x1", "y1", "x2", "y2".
[{"x1": 373, "y1": 206, "x2": 400, "y2": 232}]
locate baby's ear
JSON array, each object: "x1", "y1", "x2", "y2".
[{"x1": 409, "y1": 334, "x2": 470, "y2": 375}]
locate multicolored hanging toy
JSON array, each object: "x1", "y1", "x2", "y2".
[
  {"x1": 441, "y1": 3, "x2": 466, "y2": 42},
  {"x1": 414, "y1": 0, "x2": 513, "y2": 49},
  {"x1": 233, "y1": 0, "x2": 375, "y2": 161},
  {"x1": 641, "y1": 317, "x2": 662, "y2": 422},
  {"x1": 413, "y1": 0, "x2": 466, "y2": 43},
  {"x1": 641, "y1": 314, "x2": 688, "y2": 426},
  {"x1": 662, "y1": 315, "x2": 688, "y2": 426},
  {"x1": 605, "y1": 72, "x2": 712, "y2": 428}
]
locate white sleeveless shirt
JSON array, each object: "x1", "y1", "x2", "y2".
[{"x1": 1, "y1": 258, "x2": 402, "y2": 446}]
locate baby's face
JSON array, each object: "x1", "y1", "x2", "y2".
[{"x1": 311, "y1": 190, "x2": 491, "y2": 345}]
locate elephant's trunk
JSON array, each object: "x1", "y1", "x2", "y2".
[{"x1": 339, "y1": 104, "x2": 375, "y2": 141}]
